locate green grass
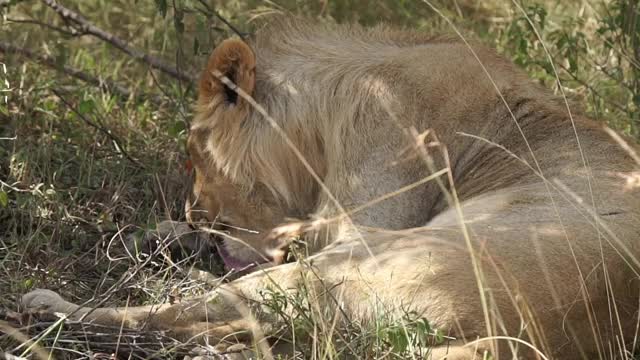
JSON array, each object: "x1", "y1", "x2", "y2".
[{"x1": 0, "y1": 0, "x2": 638, "y2": 358}]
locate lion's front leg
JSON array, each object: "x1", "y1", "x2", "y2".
[
  {"x1": 20, "y1": 259, "x2": 308, "y2": 344},
  {"x1": 20, "y1": 288, "x2": 254, "y2": 344},
  {"x1": 21, "y1": 288, "x2": 209, "y2": 329}
]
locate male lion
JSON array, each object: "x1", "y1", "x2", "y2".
[{"x1": 22, "y1": 18, "x2": 640, "y2": 359}]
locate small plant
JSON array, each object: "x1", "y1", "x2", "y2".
[
  {"x1": 495, "y1": 1, "x2": 639, "y2": 139},
  {"x1": 1, "y1": 1, "x2": 639, "y2": 359},
  {"x1": 373, "y1": 309, "x2": 449, "y2": 358},
  {"x1": 257, "y1": 279, "x2": 451, "y2": 358}
]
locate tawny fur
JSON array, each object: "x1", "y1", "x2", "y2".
[{"x1": 23, "y1": 18, "x2": 640, "y2": 359}]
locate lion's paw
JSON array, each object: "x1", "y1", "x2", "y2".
[
  {"x1": 21, "y1": 289, "x2": 64, "y2": 311},
  {"x1": 264, "y1": 220, "x2": 324, "y2": 263},
  {"x1": 126, "y1": 220, "x2": 211, "y2": 258}
]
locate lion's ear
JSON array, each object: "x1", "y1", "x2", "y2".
[{"x1": 199, "y1": 38, "x2": 256, "y2": 107}]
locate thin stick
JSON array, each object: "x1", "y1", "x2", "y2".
[
  {"x1": 51, "y1": 88, "x2": 144, "y2": 169},
  {"x1": 0, "y1": 41, "x2": 162, "y2": 103},
  {"x1": 40, "y1": 0, "x2": 195, "y2": 83}
]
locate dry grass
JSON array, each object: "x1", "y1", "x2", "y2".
[{"x1": 1, "y1": 0, "x2": 639, "y2": 359}]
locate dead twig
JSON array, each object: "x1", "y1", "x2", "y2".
[
  {"x1": 195, "y1": 0, "x2": 248, "y2": 39},
  {"x1": 6, "y1": 319, "x2": 199, "y2": 359},
  {"x1": 0, "y1": 320, "x2": 51, "y2": 360},
  {"x1": 0, "y1": 41, "x2": 163, "y2": 104},
  {"x1": 51, "y1": 88, "x2": 145, "y2": 169},
  {"x1": 5, "y1": 16, "x2": 85, "y2": 37},
  {"x1": 556, "y1": 62, "x2": 629, "y2": 113},
  {"x1": 40, "y1": 0, "x2": 195, "y2": 84},
  {"x1": 0, "y1": 0, "x2": 15, "y2": 9}
]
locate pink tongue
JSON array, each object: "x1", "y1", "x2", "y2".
[{"x1": 215, "y1": 242, "x2": 261, "y2": 272}]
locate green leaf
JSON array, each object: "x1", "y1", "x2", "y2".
[
  {"x1": 389, "y1": 328, "x2": 409, "y2": 353},
  {"x1": 193, "y1": 37, "x2": 200, "y2": 55},
  {"x1": 78, "y1": 99, "x2": 95, "y2": 114},
  {"x1": 568, "y1": 56, "x2": 578, "y2": 73},
  {"x1": 174, "y1": 8, "x2": 185, "y2": 34},
  {"x1": 23, "y1": 278, "x2": 34, "y2": 290},
  {"x1": 154, "y1": 0, "x2": 167, "y2": 18},
  {"x1": 195, "y1": 16, "x2": 206, "y2": 35},
  {"x1": 55, "y1": 43, "x2": 68, "y2": 70},
  {"x1": 168, "y1": 120, "x2": 186, "y2": 138},
  {"x1": 0, "y1": 191, "x2": 8, "y2": 208}
]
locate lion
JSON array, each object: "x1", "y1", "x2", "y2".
[{"x1": 22, "y1": 18, "x2": 640, "y2": 359}]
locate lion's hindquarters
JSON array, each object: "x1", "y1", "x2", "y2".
[
  {"x1": 428, "y1": 181, "x2": 638, "y2": 358},
  {"x1": 241, "y1": 181, "x2": 638, "y2": 359}
]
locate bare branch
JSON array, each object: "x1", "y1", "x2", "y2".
[
  {"x1": 195, "y1": 0, "x2": 247, "y2": 39},
  {"x1": 40, "y1": 0, "x2": 195, "y2": 84},
  {"x1": 0, "y1": 0, "x2": 28, "y2": 13},
  {"x1": 556, "y1": 62, "x2": 629, "y2": 113},
  {"x1": 51, "y1": 88, "x2": 145, "y2": 169},
  {"x1": 6, "y1": 16, "x2": 85, "y2": 37},
  {"x1": 0, "y1": 41, "x2": 164, "y2": 104}
]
